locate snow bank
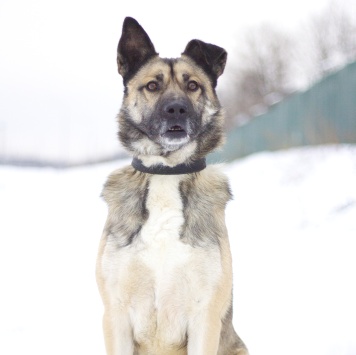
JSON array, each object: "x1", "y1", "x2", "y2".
[
  {"x1": 0, "y1": 145, "x2": 355, "y2": 355},
  {"x1": 225, "y1": 145, "x2": 356, "y2": 355}
]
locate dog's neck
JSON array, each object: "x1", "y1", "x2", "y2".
[{"x1": 131, "y1": 157, "x2": 206, "y2": 175}]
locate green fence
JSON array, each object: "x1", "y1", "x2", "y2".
[{"x1": 209, "y1": 61, "x2": 356, "y2": 163}]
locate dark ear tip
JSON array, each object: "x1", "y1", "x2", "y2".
[
  {"x1": 123, "y1": 17, "x2": 139, "y2": 26},
  {"x1": 183, "y1": 39, "x2": 227, "y2": 57},
  {"x1": 182, "y1": 39, "x2": 202, "y2": 55},
  {"x1": 118, "y1": 17, "x2": 157, "y2": 83},
  {"x1": 122, "y1": 17, "x2": 145, "y2": 33}
]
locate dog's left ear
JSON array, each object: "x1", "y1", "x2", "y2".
[
  {"x1": 182, "y1": 40, "x2": 227, "y2": 87},
  {"x1": 117, "y1": 17, "x2": 158, "y2": 83}
]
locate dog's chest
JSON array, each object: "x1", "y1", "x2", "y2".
[
  {"x1": 134, "y1": 175, "x2": 208, "y2": 302},
  {"x1": 140, "y1": 175, "x2": 186, "y2": 268},
  {"x1": 105, "y1": 174, "x2": 221, "y2": 349}
]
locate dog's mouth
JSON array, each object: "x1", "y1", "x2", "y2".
[
  {"x1": 158, "y1": 123, "x2": 190, "y2": 150},
  {"x1": 163, "y1": 124, "x2": 188, "y2": 139}
]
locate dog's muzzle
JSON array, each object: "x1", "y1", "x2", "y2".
[{"x1": 160, "y1": 99, "x2": 191, "y2": 141}]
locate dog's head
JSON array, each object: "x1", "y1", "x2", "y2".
[{"x1": 117, "y1": 17, "x2": 227, "y2": 165}]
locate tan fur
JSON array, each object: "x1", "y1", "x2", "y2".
[
  {"x1": 118, "y1": 55, "x2": 226, "y2": 164},
  {"x1": 96, "y1": 17, "x2": 248, "y2": 355},
  {"x1": 97, "y1": 167, "x2": 248, "y2": 354}
]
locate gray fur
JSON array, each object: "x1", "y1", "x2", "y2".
[
  {"x1": 117, "y1": 59, "x2": 226, "y2": 162},
  {"x1": 179, "y1": 168, "x2": 232, "y2": 247},
  {"x1": 102, "y1": 166, "x2": 149, "y2": 248},
  {"x1": 97, "y1": 17, "x2": 248, "y2": 355}
]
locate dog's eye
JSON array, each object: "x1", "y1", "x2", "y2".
[
  {"x1": 187, "y1": 80, "x2": 199, "y2": 92},
  {"x1": 146, "y1": 81, "x2": 159, "y2": 92}
]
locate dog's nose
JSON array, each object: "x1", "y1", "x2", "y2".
[{"x1": 163, "y1": 101, "x2": 188, "y2": 119}]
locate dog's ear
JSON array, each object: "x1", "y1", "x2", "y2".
[
  {"x1": 117, "y1": 17, "x2": 158, "y2": 83},
  {"x1": 182, "y1": 40, "x2": 227, "y2": 87}
]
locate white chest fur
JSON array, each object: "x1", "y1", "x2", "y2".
[
  {"x1": 140, "y1": 175, "x2": 187, "y2": 269},
  {"x1": 142, "y1": 175, "x2": 184, "y2": 241},
  {"x1": 102, "y1": 174, "x2": 222, "y2": 351}
]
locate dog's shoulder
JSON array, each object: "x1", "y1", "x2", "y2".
[
  {"x1": 200, "y1": 164, "x2": 232, "y2": 197},
  {"x1": 101, "y1": 165, "x2": 150, "y2": 247},
  {"x1": 179, "y1": 164, "x2": 231, "y2": 246},
  {"x1": 182, "y1": 164, "x2": 232, "y2": 207},
  {"x1": 101, "y1": 165, "x2": 149, "y2": 206}
]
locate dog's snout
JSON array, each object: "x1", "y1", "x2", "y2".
[{"x1": 163, "y1": 101, "x2": 188, "y2": 119}]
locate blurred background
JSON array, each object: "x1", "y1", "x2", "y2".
[
  {"x1": 1, "y1": 1, "x2": 356, "y2": 355},
  {"x1": 1, "y1": 0, "x2": 355, "y2": 166}
]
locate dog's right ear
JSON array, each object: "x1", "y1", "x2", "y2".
[{"x1": 117, "y1": 17, "x2": 158, "y2": 83}]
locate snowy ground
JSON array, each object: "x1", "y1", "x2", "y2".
[{"x1": 0, "y1": 144, "x2": 355, "y2": 355}]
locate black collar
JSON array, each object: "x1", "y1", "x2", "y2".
[{"x1": 131, "y1": 157, "x2": 206, "y2": 175}]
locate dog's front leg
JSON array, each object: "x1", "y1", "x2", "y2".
[
  {"x1": 102, "y1": 311, "x2": 134, "y2": 355},
  {"x1": 187, "y1": 311, "x2": 222, "y2": 355}
]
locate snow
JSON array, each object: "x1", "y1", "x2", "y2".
[
  {"x1": 225, "y1": 145, "x2": 356, "y2": 355},
  {"x1": 0, "y1": 145, "x2": 356, "y2": 355}
]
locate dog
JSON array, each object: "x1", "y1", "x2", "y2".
[{"x1": 96, "y1": 17, "x2": 248, "y2": 355}]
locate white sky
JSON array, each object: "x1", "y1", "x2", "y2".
[{"x1": 0, "y1": 0, "x2": 353, "y2": 163}]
